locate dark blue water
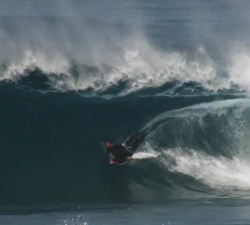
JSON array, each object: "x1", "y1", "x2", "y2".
[{"x1": 1, "y1": 0, "x2": 250, "y2": 224}]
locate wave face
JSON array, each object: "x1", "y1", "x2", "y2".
[
  {"x1": 1, "y1": 0, "x2": 250, "y2": 204},
  {"x1": 1, "y1": 87, "x2": 249, "y2": 204}
]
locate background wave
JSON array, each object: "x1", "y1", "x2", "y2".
[{"x1": 0, "y1": 14, "x2": 249, "y2": 97}]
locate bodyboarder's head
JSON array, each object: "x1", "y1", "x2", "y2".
[{"x1": 106, "y1": 140, "x2": 114, "y2": 148}]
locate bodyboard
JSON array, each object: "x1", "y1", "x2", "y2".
[{"x1": 110, "y1": 157, "x2": 132, "y2": 165}]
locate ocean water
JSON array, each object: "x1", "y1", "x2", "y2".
[{"x1": 1, "y1": 0, "x2": 250, "y2": 224}]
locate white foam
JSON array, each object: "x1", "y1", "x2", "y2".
[
  {"x1": 132, "y1": 152, "x2": 160, "y2": 159},
  {"x1": 1, "y1": 50, "x2": 70, "y2": 81},
  {"x1": 2, "y1": 35, "x2": 250, "y2": 96},
  {"x1": 163, "y1": 148, "x2": 250, "y2": 190},
  {"x1": 103, "y1": 41, "x2": 219, "y2": 95},
  {"x1": 0, "y1": 38, "x2": 220, "y2": 95},
  {"x1": 228, "y1": 47, "x2": 250, "y2": 94}
]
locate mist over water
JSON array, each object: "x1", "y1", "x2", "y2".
[{"x1": 0, "y1": 0, "x2": 250, "y2": 95}]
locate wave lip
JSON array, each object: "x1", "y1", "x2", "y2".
[{"x1": 0, "y1": 41, "x2": 239, "y2": 96}]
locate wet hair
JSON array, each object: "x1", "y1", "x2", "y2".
[{"x1": 107, "y1": 140, "x2": 114, "y2": 144}]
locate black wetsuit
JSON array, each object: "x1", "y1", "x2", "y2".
[{"x1": 106, "y1": 144, "x2": 131, "y2": 162}]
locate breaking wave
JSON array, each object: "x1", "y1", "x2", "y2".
[{"x1": 1, "y1": 12, "x2": 250, "y2": 205}]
